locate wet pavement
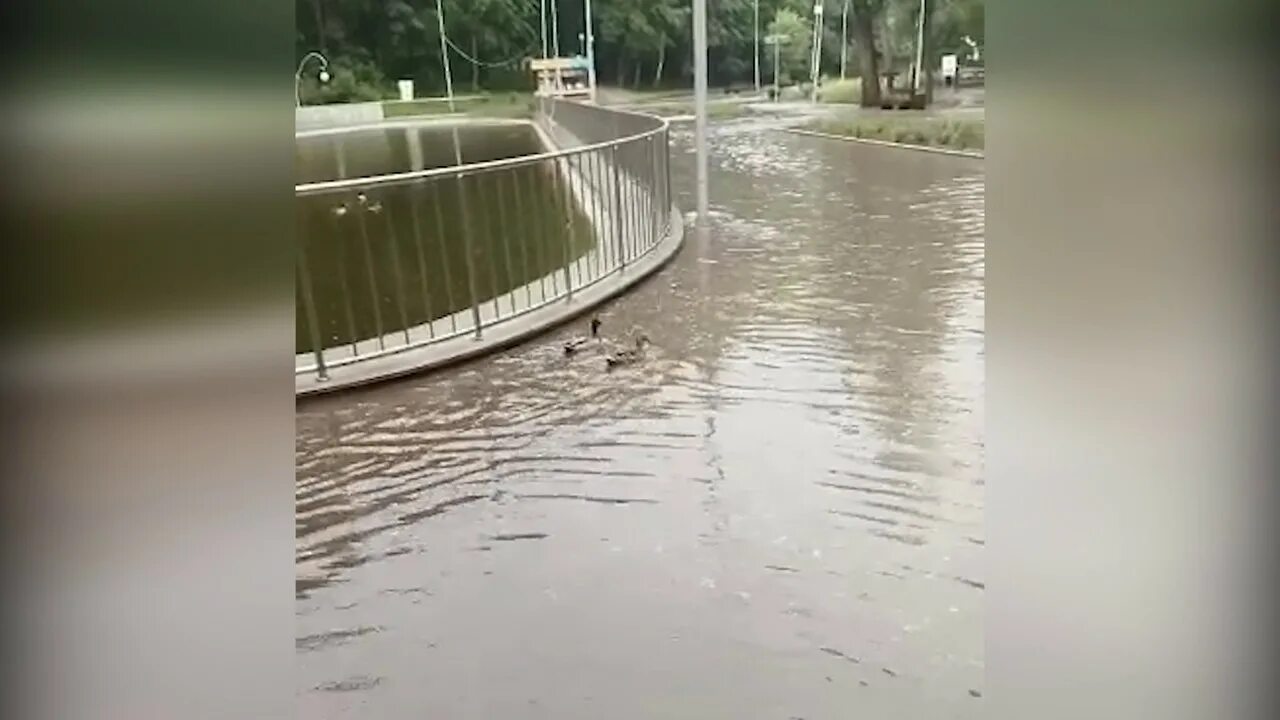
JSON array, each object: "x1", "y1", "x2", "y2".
[{"x1": 296, "y1": 114, "x2": 985, "y2": 718}]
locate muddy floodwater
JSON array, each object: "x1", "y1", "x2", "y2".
[{"x1": 296, "y1": 115, "x2": 985, "y2": 718}]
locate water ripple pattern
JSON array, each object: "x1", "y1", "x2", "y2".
[{"x1": 297, "y1": 119, "x2": 984, "y2": 719}]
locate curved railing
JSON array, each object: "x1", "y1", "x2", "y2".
[{"x1": 295, "y1": 98, "x2": 674, "y2": 384}]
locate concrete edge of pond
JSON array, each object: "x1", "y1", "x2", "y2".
[
  {"x1": 296, "y1": 116, "x2": 533, "y2": 140},
  {"x1": 782, "y1": 128, "x2": 985, "y2": 159},
  {"x1": 295, "y1": 207, "x2": 686, "y2": 399}
]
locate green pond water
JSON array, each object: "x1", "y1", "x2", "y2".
[{"x1": 296, "y1": 123, "x2": 596, "y2": 355}]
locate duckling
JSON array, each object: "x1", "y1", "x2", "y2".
[
  {"x1": 563, "y1": 316, "x2": 602, "y2": 355},
  {"x1": 605, "y1": 334, "x2": 651, "y2": 370}
]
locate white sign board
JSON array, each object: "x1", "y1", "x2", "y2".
[
  {"x1": 941, "y1": 54, "x2": 958, "y2": 78},
  {"x1": 397, "y1": 79, "x2": 414, "y2": 101}
]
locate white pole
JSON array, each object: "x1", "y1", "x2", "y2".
[
  {"x1": 693, "y1": 0, "x2": 709, "y2": 222},
  {"x1": 840, "y1": 0, "x2": 848, "y2": 80},
  {"x1": 810, "y1": 3, "x2": 824, "y2": 103},
  {"x1": 434, "y1": 0, "x2": 455, "y2": 113},
  {"x1": 753, "y1": 0, "x2": 760, "y2": 93},
  {"x1": 540, "y1": 0, "x2": 548, "y2": 58},
  {"x1": 913, "y1": 0, "x2": 927, "y2": 94},
  {"x1": 551, "y1": 0, "x2": 560, "y2": 57},
  {"x1": 584, "y1": 0, "x2": 597, "y2": 100},
  {"x1": 434, "y1": 0, "x2": 461, "y2": 166}
]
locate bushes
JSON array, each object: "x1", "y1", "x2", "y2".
[
  {"x1": 300, "y1": 57, "x2": 391, "y2": 105},
  {"x1": 818, "y1": 78, "x2": 861, "y2": 105},
  {"x1": 810, "y1": 116, "x2": 985, "y2": 151}
]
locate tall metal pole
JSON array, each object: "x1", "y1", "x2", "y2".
[
  {"x1": 913, "y1": 0, "x2": 927, "y2": 94},
  {"x1": 551, "y1": 0, "x2": 560, "y2": 57},
  {"x1": 753, "y1": 0, "x2": 761, "y2": 93},
  {"x1": 540, "y1": 0, "x2": 549, "y2": 58},
  {"x1": 584, "y1": 0, "x2": 597, "y2": 101},
  {"x1": 693, "y1": 0, "x2": 709, "y2": 222},
  {"x1": 810, "y1": 3, "x2": 824, "y2": 103},
  {"x1": 434, "y1": 0, "x2": 455, "y2": 112},
  {"x1": 840, "y1": 0, "x2": 848, "y2": 80}
]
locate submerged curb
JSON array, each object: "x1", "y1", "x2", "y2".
[{"x1": 783, "y1": 127, "x2": 985, "y2": 159}]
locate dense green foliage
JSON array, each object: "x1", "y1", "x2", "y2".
[{"x1": 296, "y1": 0, "x2": 984, "y2": 103}]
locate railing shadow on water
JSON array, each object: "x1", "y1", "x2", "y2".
[{"x1": 295, "y1": 98, "x2": 674, "y2": 383}]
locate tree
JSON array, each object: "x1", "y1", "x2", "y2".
[
  {"x1": 292, "y1": 0, "x2": 981, "y2": 100},
  {"x1": 766, "y1": 8, "x2": 811, "y2": 86},
  {"x1": 849, "y1": 0, "x2": 885, "y2": 106}
]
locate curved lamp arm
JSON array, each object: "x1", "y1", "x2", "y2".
[{"x1": 295, "y1": 52, "x2": 330, "y2": 108}]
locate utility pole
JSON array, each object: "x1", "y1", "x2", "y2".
[
  {"x1": 551, "y1": 0, "x2": 560, "y2": 57},
  {"x1": 810, "y1": 2, "x2": 824, "y2": 103},
  {"x1": 840, "y1": 0, "x2": 848, "y2": 80},
  {"x1": 913, "y1": 0, "x2": 927, "y2": 95},
  {"x1": 540, "y1": 0, "x2": 548, "y2": 58},
  {"x1": 753, "y1": 0, "x2": 761, "y2": 93},
  {"x1": 764, "y1": 34, "x2": 787, "y2": 102},
  {"x1": 434, "y1": 0, "x2": 455, "y2": 114},
  {"x1": 584, "y1": 0, "x2": 597, "y2": 101},
  {"x1": 693, "y1": 0, "x2": 708, "y2": 221}
]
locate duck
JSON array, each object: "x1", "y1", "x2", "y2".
[
  {"x1": 605, "y1": 334, "x2": 651, "y2": 370},
  {"x1": 563, "y1": 316, "x2": 602, "y2": 355}
]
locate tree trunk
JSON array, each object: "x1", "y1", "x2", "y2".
[
  {"x1": 310, "y1": 0, "x2": 327, "y2": 55},
  {"x1": 471, "y1": 36, "x2": 480, "y2": 91},
  {"x1": 633, "y1": 60, "x2": 643, "y2": 89},
  {"x1": 851, "y1": 4, "x2": 881, "y2": 107},
  {"x1": 653, "y1": 42, "x2": 666, "y2": 88},
  {"x1": 617, "y1": 54, "x2": 627, "y2": 86}
]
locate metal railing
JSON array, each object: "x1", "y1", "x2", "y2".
[{"x1": 295, "y1": 98, "x2": 673, "y2": 381}]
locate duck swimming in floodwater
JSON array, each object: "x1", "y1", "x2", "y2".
[
  {"x1": 605, "y1": 334, "x2": 651, "y2": 369},
  {"x1": 563, "y1": 317, "x2": 602, "y2": 355}
]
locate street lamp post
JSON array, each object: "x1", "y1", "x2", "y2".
[
  {"x1": 913, "y1": 0, "x2": 927, "y2": 95},
  {"x1": 551, "y1": 0, "x2": 560, "y2": 57},
  {"x1": 753, "y1": 0, "x2": 760, "y2": 94},
  {"x1": 810, "y1": 3, "x2": 824, "y2": 103},
  {"x1": 693, "y1": 0, "x2": 708, "y2": 222},
  {"x1": 295, "y1": 51, "x2": 331, "y2": 107},
  {"x1": 841, "y1": 0, "x2": 849, "y2": 80},
  {"x1": 764, "y1": 34, "x2": 788, "y2": 102},
  {"x1": 540, "y1": 0, "x2": 549, "y2": 58},
  {"x1": 584, "y1": 0, "x2": 597, "y2": 101},
  {"x1": 434, "y1": 0, "x2": 456, "y2": 114}
]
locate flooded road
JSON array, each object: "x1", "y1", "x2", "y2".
[{"x1": 296, "y1": 116, "x2": 985, "y2": 718}]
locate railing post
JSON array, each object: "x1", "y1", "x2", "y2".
[
  {"x1": 379, "y1": 198, "x2": 412, "y2": 345},
  {"x1": 330, "y1": 203, "x2": 360, "y2": 355},
  {"x1": 647, "y1": 134, "x2": 658, "y2": 250},
  {"x1": 510, "y1": 167, "x2": 533, "y2": 308},
  {"x1": 456, "y1": 172, "x2": 484, "y2": 338},
  {"x1": 407, "y1": 180, "x2": 436, "y2": 339},
  {"x1": 590, "y1": 148, "x2": 606, "y2": 280},
  {"x1": 560, "y1": 155, "x2": 574, "y2": 301},
  {"x1": 297, "y1": 221, "x2": 329, "y2": 382},
  {"x1": 429, "y1": 181, "x2": 458, "y2": 334},
  {"x1": 355, "y1": 193, "x2": 386, "y2": 350},
  {"x1": 611, "y1": 144, "x2": 626, "y2": 272},
  {"x1": 663, "y1": 129, "x2": 672, "y2": 234}
]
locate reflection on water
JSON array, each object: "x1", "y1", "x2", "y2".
[
  {"x1": 296, "y1": 123, "x2": 544, "y2": 184},
  {"x1": 296, "y1": 123, "x2": 595, "y2": 353},
  {"x1": 296, "y1": 117, "x2": 984, "y2": 718}
]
